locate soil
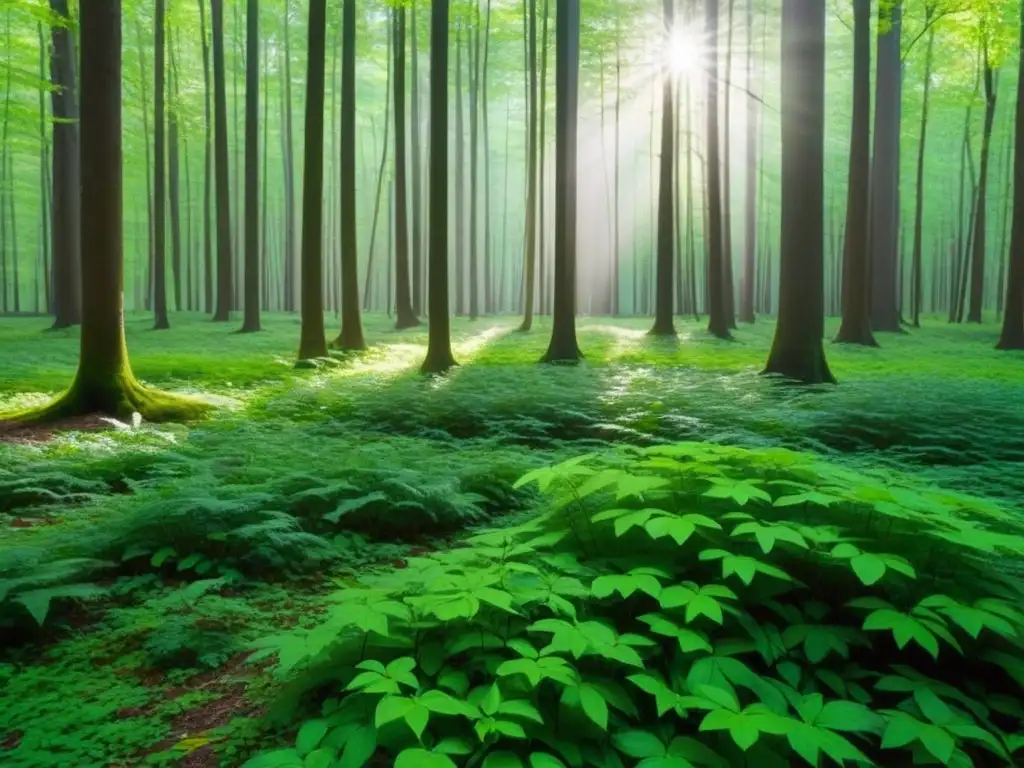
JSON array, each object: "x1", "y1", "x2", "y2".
[{"x1": 0, "y1": 414, "x2": 113, "y2": 444}]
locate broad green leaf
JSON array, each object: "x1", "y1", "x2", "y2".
[
  {"x1": 579, "y1": 683, "x2": 609, "y2": 729},
  {"x1": 612, "y1": 730, "x2": 667, "y2": 758},
  {"x1": 295, "y1": 720, "x2": 328, "y2": 757},
  {"x1": 395, "y1": 750, "x2": 457, "y2": 768},
  {"x1": 375, "y1": 696, "x2": 415, "y2": 728},
  {"x1": 529, "y1": 754, "x2": 567, "y2": 768}
]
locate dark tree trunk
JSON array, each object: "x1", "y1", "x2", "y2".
[
  {"x1": 49, "y1": 0, "x2": 81, "y2": 328},
  {"x1": 260, "y1": 35, "x2": 271, "y2": 311},
  {"x1": 868, "y1": 1, "x2": 903, "y2": 332},
  {"x1": 739, "y1": 0, "x2": 757, "y2": 323},
  {"x1": 967, "y1": 59, "x2": 997, "y2": 323},
  {"x1": 282, "y1": 2, "x2": 296, "y2": 312},
  {"x1": 649, "y1": 0, "x2": 676, "y2": 336},
  {"x1": 468, "y1": 5, "x2": 481, "y2": 320},
  {"x1": 519, "y1": 0, "x2": 539, "y2": 332},
  {"x1": 835, "y1": 0, "x2": 877, "y2": 346},
  {"x1": 704, "y1": 0, "x2": 730, "y2": 339},
  {"x1": 541, "y1": 0, "x2": 582, "y2": 363},
  {"x1": 410, "y1": 3, "x2": 423, "y2": 317},
  {"x1": 910, "y1": 20, "x2": 934, "y2": 328},
  {"x1": 482, "y1": 0, "x2": 493, "y2": 315},
  {"x1": 37, "y1": 21, "x2": 51, "y2": 314},
  {"x1": 199, "y1": 0, "x2": 213, "y2": 314},
  {"x1": 393, "y1": 8, "x2": 418, "y2": 329},
  {"x1": 153, "y1": 0, "x2": 170, "y2": 329},
  {"x1": 297, "y1": 0, "x2": 328, "y2": 361},
  {"x1": 721, "y1": 0, "x2": 737, "y2": 328},
  {"x1": 421, "y1": 0, "x2": 457, "y2": 373},
  {"x1": 454, "y1": 22, "x2": 466, "y2": 316},
  {"x1": 764, "y1": 0, "x2": 834, "y2": 383},
  {"x1": 336, "y1": 0, "x2": 366, "y2": 349},
  {"x1": 363, "y1": 33, "x2": 393, "y2": 312},
  {"x1": 240, "y1": 0, "x2": 260, "y2": 332},
  {"x1": 538, "y1": 0, "x2": 550, "y2": 315},
  {"x1": 169, "y1": 33, "x2": 183, "y2": 313},
  {"x1": 211, "y1": 0, "x2": 234, "y2": 321},
  {"x1": 997, "y1": 1, "x2": 1024, "y2": 349}
]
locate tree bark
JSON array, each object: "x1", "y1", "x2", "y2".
[
  {"x1": 909, "y1": 20, "x2": 934, "y2": 328},
  {"x1": 297, "y1": 0, "x2": 328, "y2": 361},
  {"x1": 211, "y1": 0, "x2": 234, "y2": 321},
  {"x1": 967, "y1": 58, "x2": 997, "y2": 323},
  {"x1": 49, "y1": 0, "x2": 81, "y2": 328},
  {"x1": 199, "y1": 0, "x2": 213, "y2": 314},
  {"x1": 518, "y1": 0, "x2": 539, "y2": 332},
  {"x1": 393, "y1": 8, "x2": 418, "y2": 329},
  {"x1": 763, "y1": 0, "x2": 833, "y2": 383},
  {"x1": 421, "y1": 0, "x2": 457, "y2": 373},
  {"x1": 997, "y1": 0, "x2": 1024, "y2": 349},
  {"x1": 704, "y1": 0, "x2": 731, "y2": 339},
  {"x1": 152, "y1": 0, "x2": 170, "y2": 329},
  {"x1": 281, "y1": 1, "x2": 296, "y2": 312},
  {"x1": 835, "y1": 0, "x2": 877, "y2": 345},
  {"x1": 739, "y1": 0, "x2": 757, "y2": 323},
  {"x1": 169, "y1": 31, "x2": 183, "y2": 314},
  {"x1": 240, "y1": 0, "x2": 260, "y2": 331},
  {"x1": 410, "y1": 3, "x2": 423, "y2": 317},
  {"x1": 649, "y1": 0, "x2": 676, "y2": 336}
]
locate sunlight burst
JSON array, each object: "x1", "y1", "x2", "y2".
[{"x1": 667, "y1": 27, "x2": 705, "y2": 78}]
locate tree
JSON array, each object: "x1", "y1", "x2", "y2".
[
  {"x1": 153, "y1": 0, "x2": 170, "y2": 330},
  {"x1": 649, "y1": 0, "x2": 676, "y2": 336},
  {"x1": 393, "y1": 7, "x2": 419, "y2": 329},
  {"x1": 704, "y1": 0, "x2": 731, "y2": 340},
  {"x1": 297, "y1": 0, "x2": 328, "y2": 362},
  {"x1": 909, "y1": 16, "x2": 935, "y2": 328},
  {"x1": 966, "y1": 50, "x2": 998, "y2": 323},
  {"x1": 763, "y1": 0, "x2": 834, "y2": 384},
  {"x1": 997, "y1": 1, "x2": 1024, "y2": 350},
  {"x1": 518, "y1": 0, "x2": 539, "y2": 332},
  {"x1": 835, "y1": 0, "x2": 878, "y2": 346},
  {"x1": 240, "y1": 0, "x2": 260, "y2": 332},
  {"x1": 739, "y1": 0, "x2": 757, "y2": 323},
  {"x1": 868, "y1": 1, "x2": 903, "y2": 333},
  {"x1": 540, "y1": 0, "x2": 582, "y2": 363},
  {"x1": 211, "y1": 0, "x2": 233, "y2": 322},
  {"x1": 48, "y1": 0, "x2": 81, "y2": 329},
  {"x1": 421, "y1": 0, "x2": 457, "y2": 374},
  {"x1": 11, "y1": 0, "x2": 205, "y2": 424},
  {"x1": 335, "y1": 0, "x2": 367, "y2": 351},
  {"x1": 198, "y1": 0, "x2": 213, "y2": 314}
]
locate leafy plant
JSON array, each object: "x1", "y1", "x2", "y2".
[{"x1": 243, "y1": 442, "x2": 1024, "y2": 767}]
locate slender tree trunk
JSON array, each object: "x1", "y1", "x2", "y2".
[
  {"x1": 835, "y1": 0, "x2": 877, "y2": 345},
  {"x1": 211, "y1": 0, "x2": 234, "y2": 321},
  {"x1": 910, "y1": 19, "x2": 934, "y2": 328},
  {"x1": 49, "y1": 0, "x2": 81, "y2": 328},
  {"x1": 612, "y1": 16, "x2": 621, "y2": 315},
  {"x1": 421, "y1": 0, "x2": 457, "y2": 373},
  {"x1": 336, "y1": 0, "x2": 366, "y2": 349},
  {"x1": 410, "y1": 3, "x2": 424, "y2": 317},
  {"x1": 297, "y1": 0, "x2": 328, "y2": 361},
  {"x1": 168, "y1": 32, "x2": 184, "y2": 314},
  {"x1": 37, "y1": 21, "x2": 51, "y2": 314},
  {"x1": 481, "y1": 0, "x2": 493, "y2": 315},
  {"x1": 650, "y1": 0, "x2": 676, "y2": 335},
  {"x1": 705, "y1": 0, "x2": 730, "y2": 338},
  {"x1": 260, "y1": 35, "x2": 271, "y2": 311},
  {"x1": 519, "y1": 0, "x2": 539, "y2": 332},
  {"x1": 868, "y1": 0, "x2": 903, "y2": 332},
  {"x1": 967, "y1": 58, "x2": 997, "y2": 323},
  {"x1": 393, "y1": 8, "x2": 418, "y2": 328},
  {"x1": 541, "y1": 0, "x2": 581, "y2": 362},
  {"x1": 740, "y1": 0, "x2": 757, "y2": 323},
  {"x1": 199, "y1": 0, "x2": 213, "y2": 314},
  {"x1": 363, "y1": 30, "x2": 393, "y2": 312},
  {"x1": 454, "y1": 22, "x2": 466, "y2": 316},
  {"x1": 282, "y1": 2, "x2": 296, "y2": 312},
  {"x1": 468, "y1": 4, "x2": 482, "y2": 320},
  {"x1": 538, "y1": 0, "x2": 551, "y2": 315},
  {"x1": 152, "y1": 0, "x2": 170, "y2": 329},
  {"x1": 721, "y1": 0, "x2": 737, "y2": 328},
  {"x1": 239, "y1": 0, "x2": 260, "y2": 331},
  {"x1": 995, "y1": 110, "x2": 1013, "y2": 318}
]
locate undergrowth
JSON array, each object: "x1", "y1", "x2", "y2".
[{"x1": 243, "y1": 443, "x2": 1024, "y2": 768}]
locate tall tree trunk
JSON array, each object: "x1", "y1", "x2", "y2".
[
  {"x1": 282, "y1": 1, "x2": 296, "y2": 313},
  {"x1": 541, "y1": 0, "x2": 581, "y2": 362},
  {"x1": 153, "y1": 0, "x2": 170, "y2": 329},
  {"x1": 410, "y1": 2, "x2": 424, "y2": 317},
  {"x1": 705, "y1": 0, "x2": 730, "y2": 338},
  {"x1": 835, "y1": 0, "x2": 877, "y2": 345},
  {"x1": 336, "y1": 0, "x2": 366, "y2": 349},
  {"x1": 468, "y1": 4, "x2": 482, "y2": 320},
  {"x1": 421, "y1": 0, "x2": 457, "y2": 373},
  {"x1": 393, "y1": 8, "x2": 418, "y2": 328},
  {"x1": 868, "y1": 0, "x2": 903, "y2": 332},
  {"x1": 260, "y1": 35, "x2": 271, "y2": 311},
  {"x1": 650, "y1": 0, "x2": 676, "y2": 335},
  {"x1": 612, "y1": 14, "x2": 621, "y2": 315},
  {"x1": 910, "y1": 19, "x2": 934, "y2": 328},
  {"x1": 211, "y1": 0, "x2": 234, "y2": 321},
  {"x1": 538, "y1": 0, "x2": 551, "y2": 315},
  {"x1": 454, "y1": 22, "x2": 466, "y2": 316},
  {"x1": 169, "y1": 30, "x2": 184, "y2": 314},
  {"x1": 996, "y1": 0, "x2": 1024, "y2": 348},
  {"x1": 38, "y1": 21, "x2": 51, "y2": 314},
  {"x1": 518, "y1": 0, "x2": 539, "y2": 331},
  {"x1": 297, "y1": 0, "x2": 328, "y2": 361},
  {"x1": 967, "y1": 58, "x2": 997, "y2": 323},
  {"x1": 995, "y1": 110, "x2": 1013, "y2": 318},
  {"x1": 482, "y1": 0, "x2": 493, "y2": 315},
  {"x1": 721, "y1": 0, "x2": 737, "y2": 328},
  {"x1": 199, "y1": 0, "x2": 213, "y2": 314},
  {"x1": 240, "y1": 0, "x2": 260, "y2": 331},
  {"x1": 49, "y1": 0, "x2": 81, "y2": 328},
  {"x1": 739, "y1": 0, "x2": 757, "y2": 323},
  {"x1": 363, "y1": 30, "x2": 393, "y2": 312},
  {"x1": 764, "y1": 0, "x2": 834, "y2": 383}
]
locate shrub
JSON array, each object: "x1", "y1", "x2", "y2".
[{"x1": 242, "y1": 442, "x2": 1024, "y2": 767}]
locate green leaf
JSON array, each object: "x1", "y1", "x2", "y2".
[
  {"x1": 529, "y1": 754, "x2": 567, "y2": 768},
  {"x1": 612, "y1": 730, "x2": 667, "y2": 758},
  {"x1": 419, "y1": 690, "x2": 478, "y2": 718},
  {"x1": 151, "y1": 547, "x2": 176, "y2": 567},
  {"x1": 395, "y1": 750, "x2": 457, "y2": 768},
  {"x1": 499, "y1": 699, "x2": 544, "y2": 724},
  {"x1": 483, "y1": 752, "x2": 526, "y2": 768},
  {"x1": 579, "y1": 684, "x2": 609, "y2": 729},
  {"x1": 303, "y1": 749, "x2": 334, "y2": 768},
  {"x1": 816, "y1": 701, "x2": 882, "y2": 733},
  {"x1": 242, "y1": 749, "x2": 303, "y2": 767},
  {"x1": 13, "y1": 592, "x2": 52, "y2": 627},
  {"x1": 482, "y1": 683, "x2": 502, "y2": 716},
  {"x1": 850, "y1": 554, "x2": 887, "y2": 586},
  {"x1": 375, "y1": 696, "x2": 415, "y2": 728},
  {"x1": 295, "y1": 720, "x2": 328, "y2": 757},
  {"x1": 404, "y1": 703, "x2": 430, "y2": 740},
  {"x1": 338, "y1": 725, "x2": 375, "y2": 768}
]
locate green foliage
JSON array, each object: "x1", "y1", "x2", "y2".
[
  {"x1": 0, "y1": 549, "x2": 109, "y2": 628},
  {"x1": 245, "y1": 443, "x2": 1024, "y2": 767}
]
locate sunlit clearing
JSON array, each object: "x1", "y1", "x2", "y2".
[
  {"x1": 668, "y1": 26, "x2": 704, "y2": 78},
  {"x1": 579, "y1": 324, "x2": 649, "y2": 357},
  {"x1": 429, "y1": 324, "x2": 514, "y2": 390}
]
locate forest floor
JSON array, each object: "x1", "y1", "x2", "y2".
[{"x1": 1, "y1": 312, "x2": 1022, "y2": 767}]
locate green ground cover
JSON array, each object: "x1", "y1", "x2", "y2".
[{"x1": 2, "y1": 313, "x2": 1023, "y2": 767}]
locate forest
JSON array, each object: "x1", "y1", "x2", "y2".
[{"x1": 1, "y1": 0, "x2": 1023, "y2": 765}]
